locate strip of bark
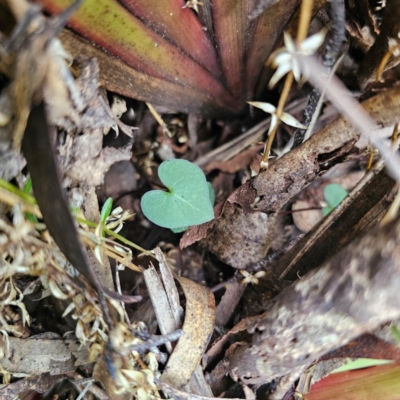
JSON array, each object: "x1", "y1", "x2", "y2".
[
  {"x1": 228, "y1": 214, "x2": 400, "y2": 385},
  {"x1": 195, "y1": 86, "x2": 400, "y2": 269}
]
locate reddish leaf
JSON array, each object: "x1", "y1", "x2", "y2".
[
  {"x1": 119, "y1": 0, "x2": 219, "y2": 76},
  {"x1": 34, "y1": 0, "x2": 301, "y2": 115},
  {"x1": 305, "y1": 363, "x2": 400, "y2": 400}
]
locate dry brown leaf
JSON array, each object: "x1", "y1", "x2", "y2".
[
  {"x1": 161, "y1": 276, "x2": 215, "y2": 389},
  {"x1": 0, "y1": 373, "x2": 67, "y2": 398},
  {"x1": 203, "y1": 314, "x2": 261, "y2": 370},
  {"x1": 205, "y1": 145, "x2": 264, "y2": 174},
  {"x1": 292, "y1": 200, "x2": 323, "y2": 233},
  {"x1": 157, "y1": 378, "x2": 243, "y2": 400},
  {"x1": 65, "y1": 143, "x2": 132, "y2": 186},
  {"x1": 143, "y1": 263, "x2": 178, "y2": 353},
  {"x1": 1, "y1": 336, "x2": 89, "y2": 375}
]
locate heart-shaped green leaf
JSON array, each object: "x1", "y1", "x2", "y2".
[
  {"x1": 141, "y1": 159, "x2": 214, "y2": 229},
  {"x1": 322, "y1": 183, "x2": 348, "y2": 216}
]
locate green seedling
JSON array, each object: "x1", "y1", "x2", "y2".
[
  {"x1": 332, "y1": 358, "x2": 393, "y2": 373},
  {"x1": 100, "y1": 197, "x2": 113, "y2": 237},
  {"x1": 23, "y1": 177, "x2": 33, "y2": 195},
  {"x1": 141, "y1": 159, "x2": 215, "y2": 231},
  {"x1": 391, "y1": 325, "x2": 400, "y2": 345},
  {"x1": 322, "y1": 183, "x2": 348, "y2": 216},
  {"x1": 23, "y1": 177, "x2": 37, "y2": 222}
]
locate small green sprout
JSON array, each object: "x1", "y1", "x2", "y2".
[
  {"x1": 23, "y1": 177, "x2": 37, "y2": 223},
  {"x1": 391, "y1": 325, "x2": 400, "y2": 345},
  {"x1": 100, "y1": 197, "x2": 113, "y2": 237},
  {"x1": 141, "y1": 159, "x2": 215, "y2": 231},
  {"x1": 322, "y1": 183, "x2": 348, "y2": 216}
]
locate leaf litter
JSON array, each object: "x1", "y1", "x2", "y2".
[{"x1": 2, "y1": 0, "x2": 400, "y2": 399}]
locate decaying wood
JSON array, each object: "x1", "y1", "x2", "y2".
[
  {"x1": 273, "y1": 164, "x2": 396, "y2": 280},
  {"x1": 227, "y1": 214, "x2": 400, "y2": 385},
  {"x1": 188, "y1": 86, "x2": 400, "y2": 269}
]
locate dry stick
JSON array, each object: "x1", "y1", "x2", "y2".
[
  {"x1": 146, "y1": 102, "x2": 173, "y2": 138},
  {"x1": 292, "y1": 0, "x2": 346, "y2": 149},
  {"x1": 301, "y1": 55, "x2": 400, "y2": 183},
  {"x1": 302, "y1": 49, "x2": 346, "y2": 142},
  {"x1": 261, "y1": 0, "x2": 314, "y2": 167},
  {"x1": 391, "y1": 123, "x2": 399, "y2": 145}
]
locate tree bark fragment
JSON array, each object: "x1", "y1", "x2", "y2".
[{"x1": 227, "y1": 215, "x2": 400, "y2": 385}]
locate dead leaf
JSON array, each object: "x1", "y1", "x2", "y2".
[
  {"x1": 0, "y1": 373, "x2": 67, "y2": 398},
  {"x1": 205, "y1": 145, "x2": 264, "y2": 174},
  {"x1": 65, "y1": 143, "x2": 132, "y2": 186},
  {"x1": 22, "y1": 103, "x2": 105, "y2": 299},
  {"x1": 1, "y1": 336, "x2": 89, "y2": 375},
  {"x1": 203, "y1": 314, "x2": 261, "y2": 370},
  {"x1": 161, "y1": 276, "x2": 215, "y2": 389},
  {"x1": 156, "y1": 379, "x2": 243, "y2": 400},
  {"x1": 292, "y1": 200, "x2": 323, "y2": 233},
  {"x1": 320, "y1": 334, "x2": 400, "y2": 363}
]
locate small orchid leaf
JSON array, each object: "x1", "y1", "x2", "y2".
[
  {"x1": 100, "y1": 197, "x2": 113, "y2": 226},
  {"x1": 391, "y1": 325, "x2": 400, "y2": 345},
  {"x1": 100, "y1": 197, "x2": 113, "y2": 237},
  {"x1": 324, "y1": 184, "x2": 348, "y2": 209},
  {"x1": 22, "y1": 177, "x2": 37, "y2": 222},
  {"x1": 23, "y1": 177, "x2": 33, "y2": 194},
  {"x1": 141, "y1": 159, "x2": 214, "y2": 229},
  {"x1": 332, "y1": 358, "x2": 393, "y2": 373}
]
